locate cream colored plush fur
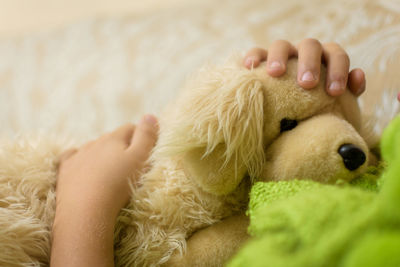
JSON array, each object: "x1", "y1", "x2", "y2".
[
  {"x1": 0, "y1": 137, "x2": 67, "y2": 267},
  {"x1": 0, "y1": 58, "x2": 373, "y2": 267}
]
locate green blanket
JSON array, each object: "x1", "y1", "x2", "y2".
[{"x1": 229, "y1": 116, "x2": 400, "y2": 267}]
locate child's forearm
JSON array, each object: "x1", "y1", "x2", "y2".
[
  {"x1": 50, "y1": 116, "x2": 159, "y2": 267},
  {"x1": 51, "y1": 195, "x2": 119, "y2": 267}
]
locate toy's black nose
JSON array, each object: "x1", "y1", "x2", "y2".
[{"x1": 338, "y1": 144, "x2": 366, "y2": 171}]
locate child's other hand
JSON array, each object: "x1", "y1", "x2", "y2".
[
  {"x1": 243, "y1": 39, "x2": 366, "y2": 97},
  {"x1": 56, "y1": 114, "x2": 159, "y2": 214}
]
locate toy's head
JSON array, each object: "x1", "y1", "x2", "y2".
[
  {"x1": 157, "y1": 58, "x2": 369, "y2": 194},
  {"x1": 262, "y1": 113, "x2": 368, "y2": 183}
]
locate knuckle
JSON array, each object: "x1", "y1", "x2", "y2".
[
  {"x1": 326, "y1": 52, "x2": 350, "y2": 68},
  {"x1": 120, "y1": 123, "x2": 135, "y2": 132},
  {"x1": 113, "y1": 123, "x2": 135, "y2": 138},
  {"x1": 335, "y1": 52, "x2": 350, "y2": 64},
  {"x1": 247, "y1": 47, "x2": 266, "y2": 56},
  {"x1": 269, "y1": 40, "x2": 294, "y2": 56},
  {"x1": 271, "y1": 39, "x2": 291, "y2": 47},
  {"x1": 300, "y1": 38, "x2": 321, "y2": 47},
  {"x1": 138, "y1": 124, "x2": 158, "y2": 142},
  {"x1": 323, "y1": 43, "x2": 348, "y2": 59}
]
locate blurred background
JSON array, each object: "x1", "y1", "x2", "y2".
[
  {"x1": 0, "y1": 0, "x2": 201, "y2": 36},
  {"x1": 0, "y1": 0, "x2": 399, "y2": 139}
]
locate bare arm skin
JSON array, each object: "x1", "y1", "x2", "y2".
[{"x1": 50, "y1": 115, "x2": 159, "y2": 267}]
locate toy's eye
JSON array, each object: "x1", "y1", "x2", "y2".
[{"x1": 280, "y1": 118, "x2": 298, "y2": 132}]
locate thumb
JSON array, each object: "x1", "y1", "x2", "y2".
[{"x1": 128, "y1": 114, "x2": 159, "y2": 167}]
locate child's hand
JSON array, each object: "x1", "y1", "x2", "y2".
[
  {"x1": 56, "y1": 115, "x2": 159, "y2": 214},
  {"x1": 51, "y1": 115, "x2": 158, "y2": 267},
  {"x1": 243, "y1": 39, "x2": 366, "y2": 97}
]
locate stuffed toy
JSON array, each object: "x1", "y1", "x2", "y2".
[
  {"x1": 0, "y1": 57, "x2": 374, "y2": 267},
  {"x1": 228, "y1": 115, "x2": 400, "y2": 267}
]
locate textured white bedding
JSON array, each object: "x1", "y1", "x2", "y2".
[{"x1": 0, "y1": 0, "x2": 399, "y2": 140}]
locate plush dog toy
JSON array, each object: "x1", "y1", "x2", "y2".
[
  {"x1": 0, "y1": 58, "x2": 372, "y2": 267},
  {"x1": 228, "y1": 116, "x2": 400, "y2": 267}
]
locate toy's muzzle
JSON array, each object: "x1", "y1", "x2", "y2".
[{"x1": 338, "y1": 144, "x2": 366, "y2": 171}]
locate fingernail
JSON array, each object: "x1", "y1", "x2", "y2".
[
  {"x1": 269, "y1": 61, "x2": 282, "y2": 70},
  {"x1": 329, "y1": 81, "x2": 344, "y2": 94},
  {"x1": 301, "y1": 71, "x2": 316, "y2": 82},
  {"x1": 244, "y1": 56, "x2": 256, "y2": 68},
  {"x1": 142, "y1": 114, "x2": 158, "y2": 126}
]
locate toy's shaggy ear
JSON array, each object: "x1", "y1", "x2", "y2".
[{"x1": 156, "y1": 63, "x2": 265, "y2": 195}]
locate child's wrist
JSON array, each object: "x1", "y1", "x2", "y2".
[
  {"x1": 51, "y1": 196, "x2": 117, "y2": 267},
  {"x1": 55, "y1": 190, "x2": 126, "y2": 221}
]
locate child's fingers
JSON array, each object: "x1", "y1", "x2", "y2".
[
  {"x1": 243, "y1": 47, "x2": 267, "y2": 69},
  {"x1": 266, "y1": 40, "x2": 297, "y2": 77},
  {"x1": 297, "y1": 38, "x2": 323, "y2": 89},
  {"x1": 347, "y1": 68, "x2": 366, "y2": 96},
  {"x1": 322, "y1": 42, "x2": 350, "y2": 96},
  {"x1": 110, "y1": 123, "x2": 136, "y2": 146},
  {"x1": 127, "y1": 115, "x2": 159, "y2": 168}
]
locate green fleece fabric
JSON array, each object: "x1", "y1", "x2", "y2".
[{"x1": 228, "y1": 115, "x2": 400, "y2": 267}]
